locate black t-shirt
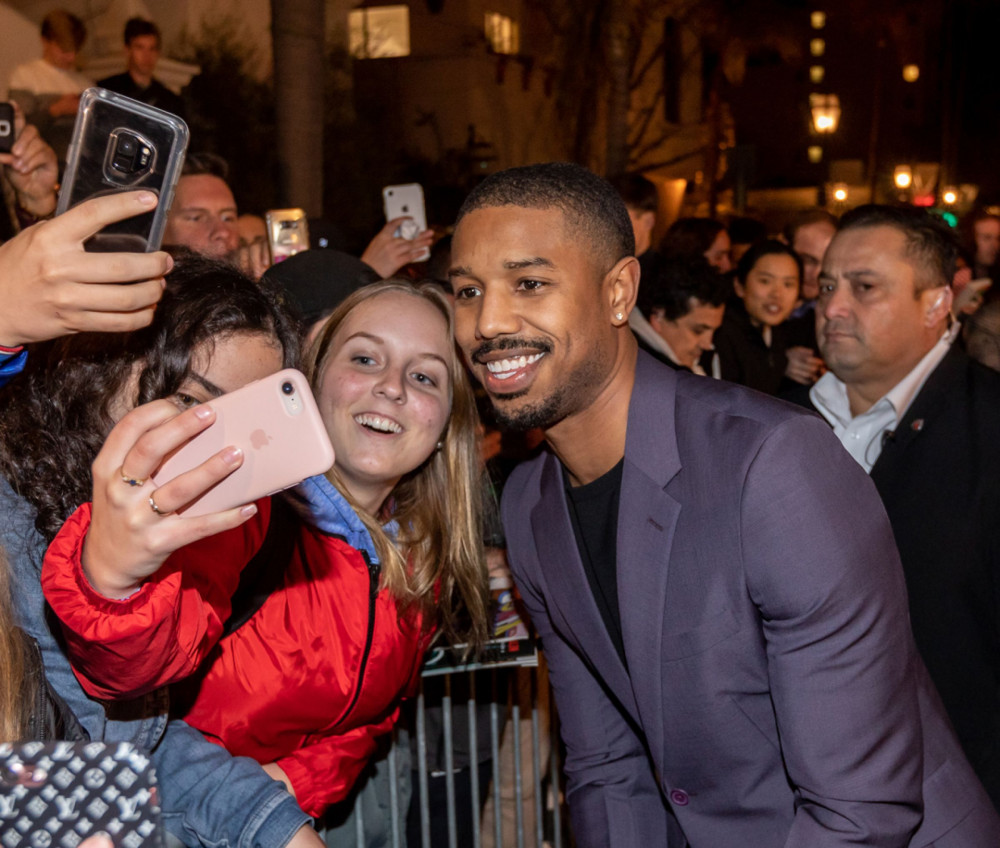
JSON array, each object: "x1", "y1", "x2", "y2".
[{"x1": 564, "y1": 458, "x2": 627, "y2": 668}]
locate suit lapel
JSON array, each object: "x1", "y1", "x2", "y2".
[
  {"x1": 871, "y1": 347, "x2": 957, "y2": 489},
  {"x1": 617, "y1": 354, "x2": 684, "y2": 761},
  {"x1": 530, "y1": 453, "x2": 640, "y2": 719}
]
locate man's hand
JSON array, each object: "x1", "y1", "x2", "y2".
[
  {"x1": 0, "y1": 104, "x2": 58, "y2": 218},
  {"x1": 0, "y1": 190, "x2": 172, "y2": 347},
  {"x1": 229, "y1": 236, "x2": 272, "y2": 280},
  {"x1": 360, "y1": 217, "x2": 433, "y2": 278},
  {"x1": 784, "y1": 346, "x2": 825, "y2": 385}
]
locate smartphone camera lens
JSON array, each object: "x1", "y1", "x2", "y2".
[
  {"x1": 281, "y1": 381, "x2": 294, "y2": 396},
  {"x1": 121, "y1": 138, "x2": 135, "y2": 154}
]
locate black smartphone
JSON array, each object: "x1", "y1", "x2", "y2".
[
  {"x1": 56, "y1": 88, "x2": 189, "y2": 253},
  {"x1": 0, "y1": 102, "x2": 14, "y2": 155}
]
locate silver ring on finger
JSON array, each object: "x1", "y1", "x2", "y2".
[{"x1": 148, "y1": 492, "x2": 171, "y2": 517}]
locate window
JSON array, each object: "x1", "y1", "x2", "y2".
[
  {"x1": 485, "y1": 12, "x2": 519, "y2": 55},
  {"x1": 349, "y1": 5, "x2": 410, "y2": 59}
]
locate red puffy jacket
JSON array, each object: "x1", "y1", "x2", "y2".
[{"x1": 43, "y1": 497, "x2": 428, "y2": 817}]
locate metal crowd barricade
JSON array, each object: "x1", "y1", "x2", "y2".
[{"x1": 351, "y1": 637, "x2": 568, "y2": 848}]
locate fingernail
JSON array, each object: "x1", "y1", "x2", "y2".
[
  {"x1": 222, "y1": 446, "x2": 243, "y2": 464},
  {"x1": 193, "y1": 405, "x2": 213, "y2": 420},
  {"x1": 240, "y1": 503, "x2": 258, "y2": 517},
  {"x1": 137, "y1": 191, "x2": 157, "y2": 205},
  {"x1": 165, "y1": 253, "x2": 175, "y2": 271}
]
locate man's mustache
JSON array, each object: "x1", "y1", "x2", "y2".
[{"x1": 470, "y1": 338, "x2": 553, "y2": 363}]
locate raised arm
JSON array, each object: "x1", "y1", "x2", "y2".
[{"x1": 42, "y1": 398, "x2": 267, "y2": 698}]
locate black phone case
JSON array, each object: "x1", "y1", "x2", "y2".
[
  {"x1": 0, "y1": 740, "x2": 165, "y2": 847},
  {"x1": 0, "y1": 103, "x2": 14, "y2": 155},
  {"x1": 56, "y1": 88, "x2": 188, "y2": 253}
]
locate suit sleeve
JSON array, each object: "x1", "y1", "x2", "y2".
[
  {"x1": 502, "y1": 478, "x2": 670, "y2": 848},
  {"x1": 41, "y1": 499, "x2": 270, "y2": 700},
  {"x1": 740, "y1": 415, "x2": 923, "y2": 847}
]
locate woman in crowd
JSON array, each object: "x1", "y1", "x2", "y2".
[
  {"x1": 713, "y1": 239, "x2": 811, "y2": 395},
  {"x1": 0, "y1": 254, "x2": 326, "y2": 847},
  {"x1": 41, "y1": 279, "x2": 490, "y2": 822}
]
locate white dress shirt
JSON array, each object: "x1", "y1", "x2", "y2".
[{"x1": 810, "y1": 325, "x2": 957, "y2": 473}]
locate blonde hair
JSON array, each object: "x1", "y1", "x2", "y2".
[
  {"x1": 306, "y1": 280, "x2": 489, "y2": 647},
  {"x1": 0, "y1": 547, "x2": 31, "y2": 741}
]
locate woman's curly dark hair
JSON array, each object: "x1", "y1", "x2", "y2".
[{"x1": 0, "y1": 254, "x2": 299, "y2": 543}]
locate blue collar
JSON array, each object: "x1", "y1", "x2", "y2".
[{"x1": 285, "y1": 474, "x2": 396, "y2": 565}]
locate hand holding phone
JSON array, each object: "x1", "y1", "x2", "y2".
[
  {"x1": 382, "y1": 183, "x2": 431, "y2": 262},
  {"x1": 0, "y1": 191, "x2": 170, "y2": 348},
  {"x1": 82, "y1": 372, "x2": 333, "y2": 599}
]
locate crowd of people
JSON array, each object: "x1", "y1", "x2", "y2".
[{"x1": 4, "y1": 9, "x2": 1000, "y2": 848}]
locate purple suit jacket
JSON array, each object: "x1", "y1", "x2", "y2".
[{"x1": 501, "y1": 352, "x2": 999, "y2": 847}]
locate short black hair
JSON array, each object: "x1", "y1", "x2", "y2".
[
  {"x1": 660, "y1": 217, "x2": 726, "y2": 260},
  {"x1": 456, "y1": 162, "x2": 635, "y2": 266},
  {"x1": 124, "y1": 17, "x2": 161, "y2": 47},
  {"x1": 181, "y1": 152, "x2": 230, "y2": 181},
  {"x1": 609, "y1": 172, "x2": 658, "y2": 213},
  {"x1": 639, "y1": 257, "x2": 731, "y2": 321},
  {"x1": 839, "y1": 204, "x2": 958, "y2": 292},
  {"x1": 782, "y1": 208, "x2": 838, "y2": 246},
  {"x1": 735, "y1": 239, "x2": 803, "y2": 288}
]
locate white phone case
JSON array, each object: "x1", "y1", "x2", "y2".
[{"x1": 382, "y1": 183, "x2": 430, "y2": 261}]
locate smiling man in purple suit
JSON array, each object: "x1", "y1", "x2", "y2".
[{"x1": 448, "y1": 162, "x2": 1000, "y2": 847}]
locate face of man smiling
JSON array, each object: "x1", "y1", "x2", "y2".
[{"x1": 450, "y1": 205, "x2": 631, "y2": 432}]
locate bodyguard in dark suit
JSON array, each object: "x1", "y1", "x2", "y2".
[
  {"x1": 797, "y1": 204, "x2": 1000, "y2": 808},
  {"x1": 448, "y1": 164, "x2": 1000, "y2": 847}
]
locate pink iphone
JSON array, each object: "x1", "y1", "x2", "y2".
[{"x1": 151, "y1": 369, "x2": 334, "y2": 516}]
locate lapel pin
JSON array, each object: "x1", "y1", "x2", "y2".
[{"x1": 911, "y1": 419, "x2": 924, "y2": 432}]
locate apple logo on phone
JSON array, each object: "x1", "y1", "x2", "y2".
[{"x1": 250, "y1": 429, "x2": 272, "y2": 450}]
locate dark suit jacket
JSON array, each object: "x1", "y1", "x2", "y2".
[
  {"x1": 794, "y1": 346, "x2": 1000, "y2": 805},
  {"x1": 502, "y1": 351, "x2": 999, "y2": 847}
]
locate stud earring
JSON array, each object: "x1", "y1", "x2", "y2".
[
  {"x1": 615, "y1": 312, "x2": 624, "y2": 321},
  {"x1": 436, "y1": 441, "x2": 444, "y2": 451}
]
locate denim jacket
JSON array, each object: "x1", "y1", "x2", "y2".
[{"x1": 0, "y1": 476, "x2": 310, "y2": 847}]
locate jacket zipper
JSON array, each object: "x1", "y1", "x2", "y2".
[{"x1": 335, "y1": 548, "x2": 380, "y2": 727}]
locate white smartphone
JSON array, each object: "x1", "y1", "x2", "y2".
[
  {"x1": 382, "y1": 183, "x2": 430, "y2": 261},
  {"x1": 151, "y1": 369, "x2": 334, "y2": 517}
]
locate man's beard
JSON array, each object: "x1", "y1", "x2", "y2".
[
  {"x1": 489, "y1": 385, "x2": 571, "y2": 431},
  {"x1": 470, "y1": 336, "x2": 608, "y2": 432}
]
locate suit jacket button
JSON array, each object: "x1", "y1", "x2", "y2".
[{"x1": 670, "y1": 789, "x2": 689, "y2": 806}]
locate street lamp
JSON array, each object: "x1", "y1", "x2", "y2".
[
  {"x1": 810, "y1": 93, "x2": 841, "y2": 134},
  {"x1": 810, "y1": 94, "x2": 841, "y2": 207},
  {"x1": 894, "y1": 165, "x2": 913, "y2": 190},
  {"x1": 941, "y1": 187, "x2": 958, "y2": 205},
  {"x1": 831, "y1": 183, "x2": 848, "y2": 203}
]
